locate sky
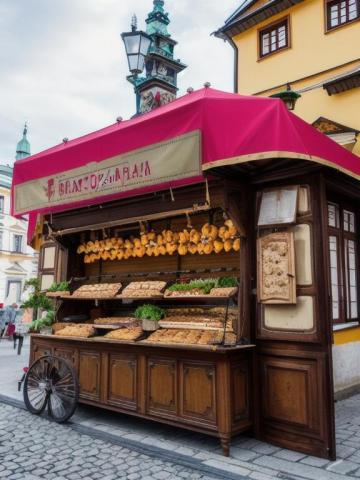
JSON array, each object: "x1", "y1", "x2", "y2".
[{"x1": 0, "y1": 0, "x2": 238, "y2": 164}]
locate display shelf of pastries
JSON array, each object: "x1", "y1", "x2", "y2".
[
  {"x1": 54, "y1": 324, "x2": 96, "y2": 338},
  {"x1": 142, "y1": 328, "x2": 237, "y2": 346},
  {"x1": 102, "y1": 326, "x2": 144, "y2": 341},
  {"x1": 69, "y1": 283, "x2": 122, "y2": 299},
  {"x1": 93, "y1": 317, "x2": 139, "y2": 329},
  {"x1": 120, "y1": 281, "x2": 166, "y2": 298}
]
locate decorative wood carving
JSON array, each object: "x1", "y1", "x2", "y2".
[{"x1": 257, "y1": 232, "x2": 296, "y2": 304}]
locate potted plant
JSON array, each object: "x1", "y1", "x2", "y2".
[{"x1": 135, "y1": 304, "x2": 165, "y2": 331}]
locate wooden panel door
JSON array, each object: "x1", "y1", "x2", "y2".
[
  {"x1": 254, "y1": 177, "x2": 336, "y2": 460},
  {"x1": 146, "y1": 357, "x2": 177, "y2": 418},
  {"x1": 79, "y1": 351, "x2": 101, "y2": 402},
  {"x1": 180, "y1": 361, "x2": 216, "y2": 426},
  {"x1": 108, "y1": 354, "x2": 137, "y2": 411}
]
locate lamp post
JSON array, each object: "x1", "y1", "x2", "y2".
[
  {"x1": 121, "y1": 15, "x2": 152, "y2": 78},
  {"x1": 270, "y1": 83, "x2": 301, "y2": 111}
]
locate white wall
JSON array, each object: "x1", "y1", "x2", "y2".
[{"x1": 333, "y1": 342, "x2": 360, "y2": 394}]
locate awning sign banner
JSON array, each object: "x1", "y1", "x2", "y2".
[{"x1": 14, "y1": 130, "x2": 201, "y2": 215}]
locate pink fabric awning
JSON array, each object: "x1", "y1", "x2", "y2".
[{"x1": 12, "y1": 87, "x2": 360, "y2": 223}]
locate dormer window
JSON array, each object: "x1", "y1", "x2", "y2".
[
  {"x1": 326, "y1": 0, "x2": 360, "y2": 30},
  {"x1": 259, "y1": 18, "x2": 289, "y2": 59}
]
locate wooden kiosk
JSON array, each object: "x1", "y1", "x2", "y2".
[{"x1": 12, "y1": 88, "x2": 360, "y2": 459}]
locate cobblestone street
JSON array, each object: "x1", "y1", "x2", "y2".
[{"x1": 0, "y1": 403, "x2": 224, "y2": 480}]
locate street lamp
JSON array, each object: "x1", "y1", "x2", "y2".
[
  {"x1": 270, "y1": 83, "x2": 301, "y2": 111},
  {"x1": 121, "y1": 15, "x2": 152, "y2": 76}
]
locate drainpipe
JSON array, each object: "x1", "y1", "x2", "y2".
[
  {"x1": 213, "y1": 30, "x2": 239, "y2": 94},
  {"x1": 225, "y1": 34, "x2": 239, "y2": 94}
]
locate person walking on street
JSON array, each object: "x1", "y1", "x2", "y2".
[
  {"x1": 4, "y1": 303, "x2": 18, "y2": 340},
  {"x1": 0, "y1": 311, "x2": 6, "y2": 338}
]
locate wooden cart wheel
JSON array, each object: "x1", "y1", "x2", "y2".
[{"x1": 23, "y1": 355, "x2": 79, "y2": 423}]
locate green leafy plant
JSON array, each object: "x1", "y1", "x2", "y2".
[
  {"x1": 168, "y1": 278, "x2": 218, "y2": 295},
  {"x1": 29, "y1": 310, "x2": 55, "y2": 332},
  {"x1": 22, "y1": 278, "x2": 55, "y2": 328},
  {"x1": 216, "y1": 277, "x2": 238, "y2": 288},
  {"x1": 47, "y1": 281, "x2": 70, "y2": 292},
  {"x1": 168, "y1": 277, "x2": 238, "y2": 294},
  {"x1": 135, "y1": 304, "x2": 165, "y2": 321}
]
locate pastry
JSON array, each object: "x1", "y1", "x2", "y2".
[{"x1": 104, "y1": 327, "x2": 143, "y2": 341}]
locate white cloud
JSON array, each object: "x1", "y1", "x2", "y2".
[{"x1": 0, "y1": 0, "x2": 238, "y2": 164}]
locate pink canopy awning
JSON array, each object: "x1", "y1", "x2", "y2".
[{"x1": 12, "y1": 87, "x2": 360, "y2": 223}]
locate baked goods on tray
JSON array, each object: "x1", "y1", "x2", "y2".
[
  {"x1": 104, "y1": 327, "x2": 143, "y2": 341},
  {"x1": 55, "y1": 324, "x2": 95, "y2": 338},
  {"x1": 72, "y1": 283, "x2": 122, "y2": 298},
  {"x1": 143, "y1": 328, "x2": 236, "y2": 346},
  {"x1": 94, "y1": 317, "x2": 137, "y2": 325},
  {"x1": 121, "y1": 281, "x2": 166, "y2": 298},
  {"x1": 209, "y1": 287, "x2": 238, "y2": 297}
]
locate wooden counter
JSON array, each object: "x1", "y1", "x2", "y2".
[{"x1": 30, "y1": 334, "x2": 254, "y2": 456}]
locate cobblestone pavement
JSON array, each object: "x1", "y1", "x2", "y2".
[
  {"x1": 2, "y1": 339, "x2": 360, "y2": 479},
  {"x1": 0, "y1": 403, "x2": 232, "y2": 480}
]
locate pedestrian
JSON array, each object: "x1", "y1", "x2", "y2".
[
  {"x1": 3, "y1": 303, "x2": 18, "y2": 340},
  {"x1": 0, "y1": 311, "x2": 5, "y2": 338}
]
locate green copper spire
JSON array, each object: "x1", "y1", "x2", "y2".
[
  {"x1": 146, "y1": 0, "x2": 170, "y2": 36},
  {"x1": 15, "y1": 123, "x2": 31, "y2": 161}
]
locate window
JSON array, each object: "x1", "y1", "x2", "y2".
[
  {"x1": 13, "y1": 235, "x2": 23, "y2": 253},
  {"x1": 0, "y1": 196, "x2": 4, "y2": 213},
  {"x1": 326, "y1": 0, "x2": 360, "y2": 30},
  {"x1": 328, "y1": 202, "x2": 359, "y2": 323},
  {"x1": 259, "y1": 19, "x2": 289, "y2": 58}
]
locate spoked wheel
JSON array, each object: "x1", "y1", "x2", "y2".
[{"x1": 23, "y1": 355, "x2": 79, "y2": 423}]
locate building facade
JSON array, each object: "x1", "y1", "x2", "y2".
[
  {"x1": 216, "y1": 1, "x2": 360, "y2": 396},
  {"x1": 215, "y1": 0, "x2": 360, "y2": 156},
  {"x1": 0, "y1": 127, "x2": 38, "y2": 305}
]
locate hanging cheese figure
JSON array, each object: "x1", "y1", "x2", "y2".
[
  {"x1": 133, "y1": 238, "x2": 141, "y2": 249},
  {"x1": 141, "y1": 234, "x2": 148, "y2": 246},
  {"x1": 166, "y1": 243, "x2": 177, "y2": 256},
  {"x1": 224, "y1": 239, "x2": 233, "y2": 252},
  {"x1": 124, "y1": 239, "x2": 132, "y2": 250},
  {"x1": 178, "y1": 230, "x2": 189, "y2": 244},
  {"x1": 197, "y1": 243, "x2": 205, "y2": 255},
  {"x1": 233, "y1": 238, "x2": 240, "y2": 252},
  {"x1": 117, "y1": 249, "x2": 125, "y2": 260},
  {"x1": 214, "y1": 240, "x2": 224, "y2": 254},
  {"x1": 189, "y1": 229, "x2": 200, "y2": 244},
  {"x1": 204, "y1": 242, "x2": 214, "y2": 255},
  {"x1": 209, "y1": 225, "x2": 218, "y2": 240},
  {"x1": 178, "y1": 244, "x2": 188, "y2": 256},
  {"x1": 146, "y1": 246, "x2": 154, "y2": 257},
  {"x1": 77, "y1": 244, "x2": 85, "y2": 254},
  {"x1": 158, "y1": 245, "x2": 166, "y2": 256},
  {"x1": 188, "y1": 243, "x2": 198, "y2": 255},
  {"x1": 157, "y1": 234, "x2": 164, "y2": 246},
  {"x1": 225, "y1": 219, "x2": 237, "y2": 238},
  {"x1": 148, "y1": 231, "x2": 156, "y2": 242},
  {"x1": 201, "y1": 223, "x2": 210, "y2": 237}
]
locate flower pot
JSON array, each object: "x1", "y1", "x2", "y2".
[
  {"x1": 142, "y1": 318, "x2": 159, "y2": 331},
  {"x1": 39, "y1": 326, "x2": 53, "y2": 336}
]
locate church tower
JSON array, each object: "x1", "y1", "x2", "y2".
[
  {"x1": 15, "y1": 123, "x2": 31, "y2": 161},
  {"x1": 122, "y1": 0, "x2": 187, "y2": 115}
]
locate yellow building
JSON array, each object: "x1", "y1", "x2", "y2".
[{"x1": 215, "y1": 0, "x2": 360, "y2": 156}]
